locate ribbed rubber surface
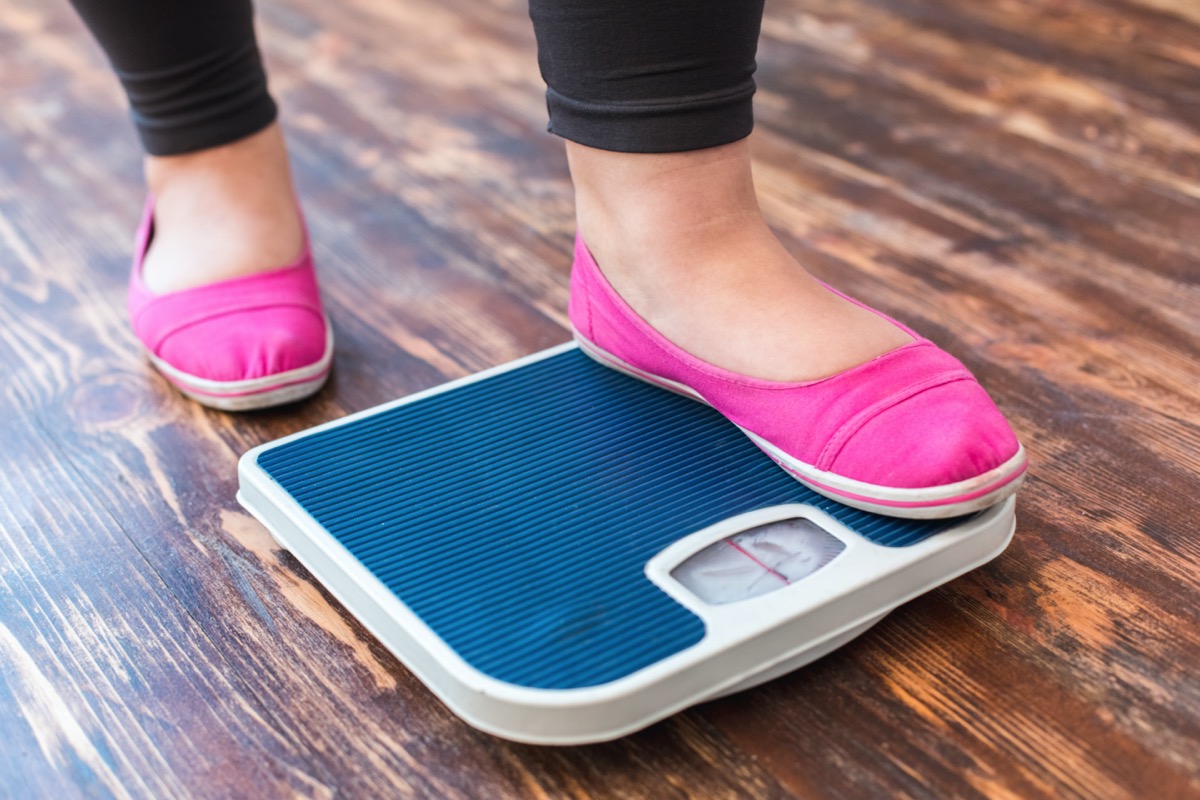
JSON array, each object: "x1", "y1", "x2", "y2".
[{"x1": 257, "y1": 349, "x2": 959, "y2": 690}]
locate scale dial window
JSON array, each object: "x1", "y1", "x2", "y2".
[{"x1": 670, "y1": 518, "x2": 846, "y2": 605}]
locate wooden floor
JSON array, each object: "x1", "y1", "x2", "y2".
[{"x1": 2, "y1": 0, "x2": 1198, "y2": 797}]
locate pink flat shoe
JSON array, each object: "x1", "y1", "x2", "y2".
[
  {"x1": 127, "y1": 197, "x2": 334, "y2": 411},
  {"x1": 568, "y1": 235, "x2": 1027, "y2": 519}
]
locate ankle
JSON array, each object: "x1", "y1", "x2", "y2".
[
  {"x1": 567, "y1": 138, "x2": 768, "y2": 269},
  {"x1": 145, "y1": 123, "x2": 292, "y2": 195},
  {"x1": 568, "y1": 139, "x2": 796, "y2": 311},
  {"x1": 138, "y1": 123, "x2": 306, "y2": 294},
  {"x1": 143, "y1": 123, "x2": 301, "y2": 238}
]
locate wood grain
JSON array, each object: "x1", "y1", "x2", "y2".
[{"x1": 1, "y1": 0, "x2": 1198, "y2": 797}]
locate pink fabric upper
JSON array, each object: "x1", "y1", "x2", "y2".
[
  {"x1": 568, "y1": 235, "x2": 1021, "y2": 490},
  {"x1": 127, "y1": 197, "x2": 328, "y2": 383}
]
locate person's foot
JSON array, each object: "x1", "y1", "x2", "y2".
[
  {"x1": 566, "y1": 138, "x2": 912, "y2": 383},
  {"x1": 566, "y1": 137, "x2": 1026, "y2": 518},
  {"x1": 128, "y1": 123, "x2": 333, "y2": 411},
  {"x1": 141, "y1": 122, "x2": 305, "y2": 295}
]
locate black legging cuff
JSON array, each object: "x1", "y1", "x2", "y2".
[
  {"x1": 68, "y1": 0, "x2": 277, "y2": 156},
  {"x1": 74, "y1": 0, "x2": 764, "y2": 157},
  {"x1": 529, "y1": 0, "x2": 764, "y2": 153},
  {"x1": 121, "y1": 41, "x2": 277, "y2": 156},
  {"x1": 543, "y1": 85, "x2": 756, "y2": 154}
]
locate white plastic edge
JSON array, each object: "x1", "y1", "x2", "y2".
[{"x1": 236, "y1": 342, "x2": 1017, "y2": 745}]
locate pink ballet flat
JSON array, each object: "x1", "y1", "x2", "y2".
[
  {"x1": 127, "y1": 197, "x2": 334, "y2": 411},
  {"x1": 568, "y1": 235, "x2": 1027, "y2": 519}
]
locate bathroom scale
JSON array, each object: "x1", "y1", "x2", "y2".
[{"x1": 237, "y1": 342, "x2": 1016, "y2": 745}]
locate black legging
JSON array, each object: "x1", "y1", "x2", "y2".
[{"x1": 68, "y1": 0, "x2": 765, "y2": 156}]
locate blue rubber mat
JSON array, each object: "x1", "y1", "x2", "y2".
[{"x1": 256, "y1": 349, "x2": 959, "y2": 690}]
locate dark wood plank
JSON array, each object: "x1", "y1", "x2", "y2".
[
  {"x1": 0, "y1": 411, "x2": 341, "y2": 797},
  {"x1": 2, "y1": 0, "x2": 1199, "y2": 796}
]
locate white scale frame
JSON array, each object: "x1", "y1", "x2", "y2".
[{"x1": 238, "y1": 343, "x2": 1017, "y2": 745}]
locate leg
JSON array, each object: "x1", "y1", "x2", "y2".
[
  {"x1": 69, "y1": 0, "x2": 302, "y2": 293},
  {"x1": 529, "y1": 0, "x2": 909, "y2": 382},
  {"x1": 70, "y1": 0, "x2": 330, "y2": 409},
  {"x1": 529, "y1": 0, "x2": 1025, "y2": 517}
]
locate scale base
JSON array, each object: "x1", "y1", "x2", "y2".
[{"x1": 238, "y1": 343, "x2": 1017, "y2": 744}]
